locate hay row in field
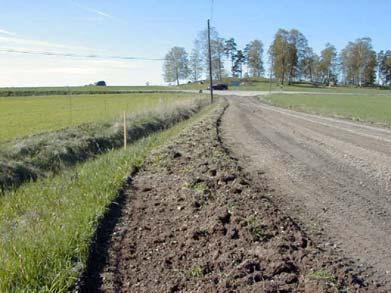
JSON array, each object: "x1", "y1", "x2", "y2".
[
  {"x1": 0, "y1": 89, "x2": 178, "y2": 97},
  {"x1": 0, "y1": 98, "x2": 208, "y2": 191}
]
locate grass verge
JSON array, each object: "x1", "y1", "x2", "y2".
[
  {"x1": 261, "y1": 93, "x2": 391, "y2": 126},
  {"x1": 0, "y1": 98, "x2": 207, "y2": 191},
  {"x1": 0, "y1": 102, "x2": 216, "y2": 291}
]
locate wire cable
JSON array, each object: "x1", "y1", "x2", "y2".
[{"x1": 0, "y1": 48, "x2": 166, "y2": 61}]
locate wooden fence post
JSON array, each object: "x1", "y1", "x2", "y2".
[{"x1": 123, "y1": 111, "x2": 127, "y2": 150}]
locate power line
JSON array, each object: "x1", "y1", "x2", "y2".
[
  {"x1": 210, "y1": 0, "x2": 214, "y2": 24},
  {"x1": 0, "y1": 48, "x2": 165, "y2": 61},
  {"x1": 207, "y1": 19, "x2": 214, "y2": 104}
]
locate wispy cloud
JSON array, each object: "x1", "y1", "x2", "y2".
[
  {"x1": 0, "y1": 35, "x2": 92, "y2": 53},
  {"x1": 0, "y1": 28, "x2": 17, "y2": 37},
  {"x1": 69, "y1": 0, "x2": 115, "y2": 20},
  {"x1": 87, "y1": 7, "x2": 113, "y2": 19}
]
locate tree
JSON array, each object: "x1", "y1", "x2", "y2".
[
  {"x1": 224, "y1": 38, "x2": 237, "y2": 76},
  {"x1": 269, "y1": 29, "x2": 290, "y2": 85},
  {"x1": 268, "y1": 29, "x2": 309, "y2": 85},
  {"x1": 287, "y1": 29, "x2": 309, "y2": 83},
  {"x1": 189, "y1": 41, "x2": 203, "y2": 82},
  {"x1": 195, "y1": 27, "x2": 225, "y2": 81},
  {"x1": 341, "y1": 38, "x2": 377, "y2": 86},
  {"x1": 318, "y1": 43, "x2": 338, "y2": 84},
  {"x1": 212, "y1": 37, "x2": 226, "y2": 80},
  {"x1": 377, "y1": 51, "x2": 385, "y2": 85},
  {"x1": 340, "y1": 42, "x2": 356, "y2": 85},
  {"x1": 379, "y1": 50, "x2": 391, "y2": 85},
  {"x1": 300, "y1": 47, "x2": 319, "y2": 83},
  {"x1": 232, "y1": 50, "x2": 246, "y2": 77},
  {"x1": 244, "y1": 40, "x2": 264, "y2": 77},
  {"x1": 364, "y1": 50, "x2": 377, "y2": 86},
  {"x1": 163, "y1": 47, "x2": 189, "y2": 86}
]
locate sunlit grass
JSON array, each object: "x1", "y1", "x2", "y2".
[
  {"x1": 262, "y1": 93, "x2": 391, "y2": 125},
  {"x1": 178, "y1": 77, "x2": 391, "y2": 94},
  {"x1": 0, "y1": 103, "x2": 214, "y2": 291},
  {"x1": 0, "y1": 92, "x2": 202, "y2": 142},
  {"x1": 0, "y1": 85, "x2": 169, "y2": 96}
]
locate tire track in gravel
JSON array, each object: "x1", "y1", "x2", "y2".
[{"x1": 221, "y1": 96, "x2": 391, "y2": 287}]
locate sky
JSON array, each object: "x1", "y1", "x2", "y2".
[{"x1": 0, "y1": 0, "x2": 390, "y2": 87}]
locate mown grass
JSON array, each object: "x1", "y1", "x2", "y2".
[
  {"x1": 0, "y1": 92, "x2": 203, "y2": 142},
  {"x1": 0, "y1": 102, "x2": 215, "y2": 291},
  {"x1": 179, "y1": 77, "x2": 391, "y2": 94},
  {"x1": 235, "y1": 79, "x2": 391, "y2": 94},
  {"x1": 262, "y1": 93, "x2": 391, "y2": 125}
]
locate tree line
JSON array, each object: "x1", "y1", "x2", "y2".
[{"x1": 163, "y1": 27, "x2": 391, "y2": 87}]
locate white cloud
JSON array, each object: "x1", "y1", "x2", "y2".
[
  {"x1": 0, "y1": 53, "x2": 164, "y2": 87},
  {"x1": 0, "y1": 35, "x2": 92, "y2": 53},
  {"x1": 0, "y1": 28, "x2": 17, "y2": 36}
]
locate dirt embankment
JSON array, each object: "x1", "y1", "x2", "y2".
[{"x1": 79, "y1": 101, "x2": 383, "y2": 292}]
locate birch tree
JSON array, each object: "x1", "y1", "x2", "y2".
[
  {"x1": 244, "y1": 40, "x2": 264, "y2": 77},
  {"x1": 163, "y1": 47, "x2": 189, "y2": 86},
  {"x1": 189, "y1": 41, "x2": 203, "y2": 82}
]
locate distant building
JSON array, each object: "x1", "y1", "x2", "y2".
[{"x1": 95, "y1": 81, "x2": 107, "y2": 86}]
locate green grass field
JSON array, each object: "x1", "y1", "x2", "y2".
[
  {"x1": 238, "y1": 81, "x2": 391, "y2": 94},
  {"x1": 178, "y1": 77, "x2": 391, "y2": 94},
  {"x1": 0, "y1": 92, "x2": 202, "y2": 142},
  {"x1": 0, "y1": 85, "x2": 170, "y2": 96},
  {"x1": 0, "y1": 101, "x2": 215, "y2": 291},
  {"x1": 262, "y1": 93, "x2": 391, "y2": 125}
]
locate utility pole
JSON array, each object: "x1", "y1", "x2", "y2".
[
  {"x1": 269, "y1": 60, "x2": 273, "y2": 94},
  {"x1": 207, "y1": 19, "x2": 214, "y2": 104}
]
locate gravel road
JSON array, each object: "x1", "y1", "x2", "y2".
[
  {"x1": 221, "y1": 96, "x2": 391, "y2": 286},
  {"x1": 80, "y1": 101, "x2": 380, "y2": 292}
]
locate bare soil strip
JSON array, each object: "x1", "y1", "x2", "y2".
[{"x1": 80, "y1": 101, "x2": 383, "y2": 292}]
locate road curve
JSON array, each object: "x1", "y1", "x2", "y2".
[{"x1": 221, "y1": 96, "x2": 391, "y2": 284}]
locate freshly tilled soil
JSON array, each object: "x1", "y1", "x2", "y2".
[{"x1": 81, "y1": 102, "x2": 383, "y2": 292}]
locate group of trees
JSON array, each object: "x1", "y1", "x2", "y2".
[
  {"x1": 269, "y1": 32, "x2": 391, "y2": 87},
  {"x1": 340, "y1": 38, "x2": 378, "y2": 86},
  {"x1": 163, "y1": 27, "x2": 391, "y2": 87},
  {"x1": 163, "y1": 27, "x2": 264, "y2": 85},
  {"x1": 268, "y1": 29, "x2": 340, "y2": 85}
]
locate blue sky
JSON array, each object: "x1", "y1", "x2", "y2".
[{"x1": 0, "y1": 0, "x2": 390, "y2": 86}]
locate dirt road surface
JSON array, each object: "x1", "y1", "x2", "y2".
[
  {"x1": 221, "y1": 96, "x2": 391, "y2": 286},
  {"x1": 79, "y1": 102, "x2": 382, "y2": 292}
]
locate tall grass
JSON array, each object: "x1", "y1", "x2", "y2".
[
  {"x1": 0, "y1": 103, "x2": 215, "y2": 291},
  {"x1": 0, "y1": 97, "x2": 208, "y2": 190}
]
